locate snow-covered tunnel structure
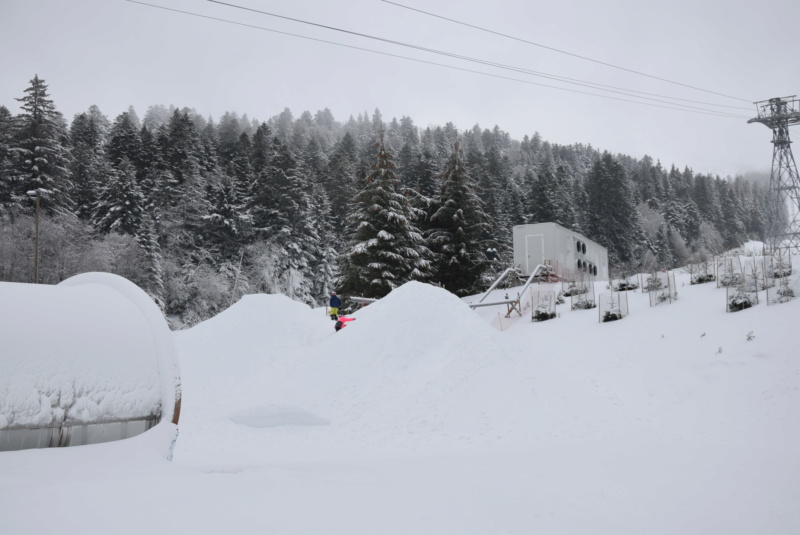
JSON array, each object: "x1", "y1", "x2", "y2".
[{"x1": 0, "y1": 272, "x2": 181, "y2": 451}]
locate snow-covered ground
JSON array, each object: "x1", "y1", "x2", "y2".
[{"x1": 1, "y1": 263, "x2": 799, "y2": 534}]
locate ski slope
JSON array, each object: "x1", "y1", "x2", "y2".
[{"x1": 1, "y1": 264, "x2": 798, "y2": 534}]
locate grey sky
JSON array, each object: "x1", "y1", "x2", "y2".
[{"x1": 1, "y1": 0, "x2": 798, "y2": 176}]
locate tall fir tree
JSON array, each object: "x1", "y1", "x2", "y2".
[
  {"x1": 69, "y1": 112, "x2": 107, "y2": 220},
  {"x1": 426, "y1": 140, "x2": 495, "y2": 296},
  {"x1": 200, "y1": 171, "x2": 252, "y2": 260},
  {"x1": 107, "y1": 111, "x2": 142, "y2": 167},
  {"x1": 324, "y1": 131, "x2": 359, "y2": 229},
  {"x1": 92, "y1": 158, "x2": 145, "y2": 235},
  {"x1": 585, "y1": 152, "x2": 646, "y2": 266},
  {"x1": 252, "y1": 143, "x2": 321, "y2": 303},
  {"x1": 9, "y1": 75, "x2": 73, "y2": 213},
  {"x1": 0, "y1": 105, "x2": 15, "y2": 212},
  {"x1": 336, "y1": 133, "x2": 431, "y2": 298}
]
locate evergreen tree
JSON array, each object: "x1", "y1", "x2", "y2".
[
  {"x1": 135, "y1": 214, "x2": 166, "y2": 309},
  {"x1": 336, "y1": 133, "x2": 431, "y2": 298},
  {"x1": 9, "y1": 75, "x2": 72, "y2": 213},
  {"x1": 0, "y1": 105, "x2": 15, "y2": 212},
  {"x1": 718, "y1": 183, "x2": 747, "y2": 250},
  {"x1": 309, "y1": 182, "x2": 338, "y2": 301},
  {"x1": 217, "y1": 111, "x2": 241, "y2": 165},
  {"x1": 585, "y1": 152, "x2": 645, "y2": 266},
  {"x1": 229, "y1": 131, "x2": 254, "y2": 202},
  {"x1": 529, "y1": 165, "x2": 560, "y2": 224},
  {"x1": 426, "y1": 140, "x2": 495, "y2": 296},
  {"x1": 92, "y1": 158, "x2": 145, "y2": 235},
  {"x1": 655, "y1": 224, "x2": 676, "y2": 269},
  {"x1": 69, "y1": 112, "x2": 107, "y2": 220},
  {"x1": 251, "y1": 143, "x2": 321, "y2": 303},
  {"x1": 693, "y1": 173, "x2": 721, "y2": 223},
  {"x1": 107, "y1": 112, "x2": 142, "y2": 167},
  {"x1": 162, "y1": 109, "x2": 202, "y2": 185},
  {"x1": 325, "y1": 132, "x2": 359, "y2": 229},
  {"x1": 200, "y1": 171, "x2": 252, "y2": 259},
  {"x1": 250, "y1": 122, "x2": 273, "y2": 176}
]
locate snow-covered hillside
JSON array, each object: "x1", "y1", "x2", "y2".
[{"x1": 1, "y1": 266, "x2": 798, "y2": 534}]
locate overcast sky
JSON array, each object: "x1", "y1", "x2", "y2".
[{"x1": 2, "y1": 0, "x2": 798, "y2": 176}]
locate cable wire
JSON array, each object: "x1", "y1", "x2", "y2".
[
  {"x1": 206, "y1": 0, "x2": 751, "y2": 113},
  {"x1": 381, "y1": 0, "x2": 753, "y2": 103},
  {"x1": 125, "y1": 1, "x2": 749, "y2": 119}
]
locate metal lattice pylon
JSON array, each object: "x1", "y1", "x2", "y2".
[{"x1": 748, "y1": 96, "x2": 800, "y2": 253}]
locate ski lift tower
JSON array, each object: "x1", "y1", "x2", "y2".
[{"x1": 747, "y1": 96, "x2": 800, "y2": 253}]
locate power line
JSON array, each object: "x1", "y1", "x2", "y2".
[
  {"x1": 381, "y1": 0, "x2": 753, "y2": 104},
  {"x1": 207, "y1": 0, "x2": 753, "y2": 114},
  {"x1": 206, "y1": 0, "x2": 751, "y2": 113},
  {"x1": 126, "y1": 1, "x2": 748, "y2": 119}
]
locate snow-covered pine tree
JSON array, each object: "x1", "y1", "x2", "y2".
[
  {"x1": 0, "y1": 106, "x2": 15, "y2": 212},
  {"x1": 336, "y1": 132, "x2": 432, "y2": 299},
  {"x1": 162, "y1": 109, "x2": 203, "y2": 185},
  {"x1": 9, "y1": 75, "x2": 73, "y2": 214},
  {"x1": 92, "y1": 157, "x2": 145, "y2": 235},
  {"x1": 585, "y1": 152, "x2": 646, "y2": 266},
  {"x1": 251, "y1": 142, "x2": 320, "y2": 303},
  {"x1": 135, "y1": 213, "x2": 166, "y2": 309},
  {"x1": 216, "y1": 111, "x2": 242, "y2": 166},
  {"x1": 529, "y1": 165, "x2": 561, "y2": 224},
  {"x1": 426, "y1": 140, "x2": 495, "y2": 296},
  {"x1": 229, "y1": 131, "x2": 255, "y2": 203},
  {"x1": 107, "y1": 111, "x2": 142, "y2": 167},
  {"x1": 655, "y1": 224, "x2": 676, "y2": 269},
  {"x1": 200, "y1": 170, "x2": 252, "y2": 260},
  {"x1": 308, "y1": 182, "x2": 338, "y2": 302},
  {"x1": 69, "y1": 112, "x2": 107, "y2": 221},
  {"x1": 250, "y1": 122, "x2": 274, "y2": 177},
  {"x1": 324, "y1": 131, "x2": 359, "y2": 230},
  {"x1": 718, "y1": 183, "x2": 747, "y2": 250}
]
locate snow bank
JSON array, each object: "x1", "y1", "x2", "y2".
[{"x1": 0, "y1": 273, "x2": 179, "y2": 431}]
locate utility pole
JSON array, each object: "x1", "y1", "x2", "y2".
[
  {"x1": 26, "y1": 188, "x2": 50, "y2": 284},
  {"x1": 747, "y1": 96, "x2": 800, "y2": 253}
]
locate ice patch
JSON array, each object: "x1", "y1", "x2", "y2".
[{"x1": 229, "y1": 405, "x2": 330, "y2": 427}]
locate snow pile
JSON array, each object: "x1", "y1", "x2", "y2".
[
  {"x1": 0, "y1": 273, "x2": 178, "y2": 429},
  {"x1": 2, "y1": 268, "x2": 800, "y2": 534}
]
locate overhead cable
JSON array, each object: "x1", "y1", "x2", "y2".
[
  {"x1": 206, "y1": 0, "x2": 751, "y2": 112},
  {"x1": 126, "y1": 1, "x2": 748, "y2": 119},
  {"x1": 381, "y1": 0, "x2": 753, "y2": 103}
]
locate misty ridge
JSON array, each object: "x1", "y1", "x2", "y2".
[{"x1": 0, "y1": 75, "x2": 770, "y2": 327}]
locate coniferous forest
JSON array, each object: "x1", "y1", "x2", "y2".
[{"x1": 0, "y1": 76, "x2": 769, "y2": 327}]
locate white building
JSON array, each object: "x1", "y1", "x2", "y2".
[{"x1": 512, "y1": 222, "x2": 609, "y2": 280}]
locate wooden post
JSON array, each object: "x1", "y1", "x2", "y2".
[{"x1": 34, "y1": 191, "x2": 40, "y2": 284}]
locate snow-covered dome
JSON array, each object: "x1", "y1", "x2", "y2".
[{"x1": 0, "y1": 272, "x2": 181, "y2": 451}]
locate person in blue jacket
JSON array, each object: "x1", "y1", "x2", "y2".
[{"x1": 329, "y1": 291, "x2": 342, "y2": 320}]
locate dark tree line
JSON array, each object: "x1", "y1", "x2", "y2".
[{"x1": 0, "y1": 76, "x2": 769, "y2": 326}]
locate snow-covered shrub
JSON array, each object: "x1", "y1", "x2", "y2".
[
  {"x1": 727, "y1": 292, "x2": 754, "y2": 312},
  {"x1": 571, "y1": 298, "x2": 596, "y2": 310},
  {"x1": 533, "y1": 309, "x2": 556, "y2": 322},
  {"x1": 691, "y1": 273, "x2": 716, "y2": 285},
  {"x1": 613, "y1": 280, "x2": 639, "y2": 291}
]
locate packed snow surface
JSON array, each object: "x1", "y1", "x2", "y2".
[{"x1": 1, "y1": 270, "x2": 799, "y2": 534}]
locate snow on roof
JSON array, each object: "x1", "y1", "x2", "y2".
[{"x1": 0, "y1": 273, "x2": 180, "y2": 430}]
